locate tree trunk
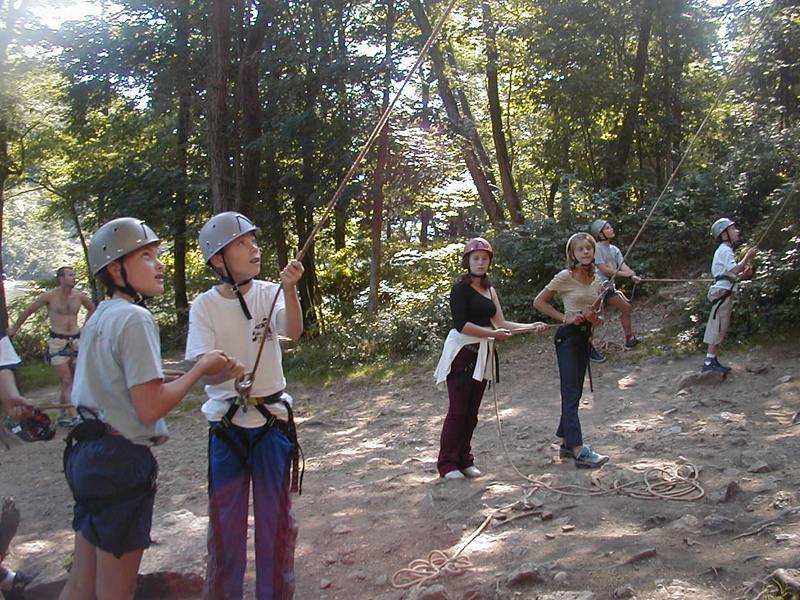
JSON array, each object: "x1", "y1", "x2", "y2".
[
  {"x1": 547, "y1": 176, "x2": 558, "y2": 219},
  {"x1": 409, "y1": 0, "x2": 505, "y2": 224},
  {"x1": 660, "y1": 0, "x2": 686, "y2": 174},
  {"x1": 481, "y1": 0, "x2": 523, "y2": 224},
  {"x1": 332, "y1": 7, "x2": 351, "y2": 251},
  {"x1": 172, "y1": 0, "x2": 191, "y2": 328},
  {"x1": 558, "y1": 120, "x2": 571, "y2": 225},
  {"x1": 420, "y1": 206, "x2": 432, "y2": 245},
  {"x1": 0, "y1": 0, "x2": 22, "y2": 328},
  {"x1": 208, "y1": 0, "x2": 234, "y2": 212},
  {"x1": 68, "y1": 200, "x2": 99, "y2": 302},
  {"x1": 236, "y1": 0, "x2": 270, "y2": 216},
  {"x1": 368, "y1": 0, "x2": 394, "y2": 317},
  {"x1": 605, "y1": 0, "x2": 655, "y2": 196},
  {"x1": 0, "y1": 160, "x2": 8, "y2": 329}
]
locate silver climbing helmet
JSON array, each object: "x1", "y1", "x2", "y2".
[
  {"x1": 590, "y1": 219, "x2": 609, "y2": 240},
  {"x1": 89, "y1": 218, "x2": 160, "y2": 275},
  {"x1": 199, "y1": 212, "x2": 258, "y2": 263},
  {"x1": 711, "y1": 218, "x2": 735, "y2": 242}
]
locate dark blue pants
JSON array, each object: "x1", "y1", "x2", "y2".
[
  {"x1": 204, "y1": 423, "x2": 297, "y2": 600},
  {"x1": 554, "y1": 324, "x2": 591, "y2": 449}
]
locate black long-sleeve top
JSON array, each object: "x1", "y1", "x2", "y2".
[{"x1": 449, "y1": 280, "x2": 496, "y2": 333}]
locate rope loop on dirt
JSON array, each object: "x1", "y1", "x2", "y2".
[{"x1": 391, "y1": 550, "x2": 473, "y2": 589}]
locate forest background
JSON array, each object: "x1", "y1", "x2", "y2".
[{"x1": 0, "y1": 0, "x2": 798, "y2": 380}]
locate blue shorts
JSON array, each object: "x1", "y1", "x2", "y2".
[{"x1": 64, "y1": 434, "x2": 157, "y2": 557}]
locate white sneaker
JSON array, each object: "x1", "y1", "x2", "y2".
[
  {"x1": 443, "y1": 470, "x2": 465, "y2": 480},
  {"x1": 461, "y1": 466, "x2": 482, "y2": 478}
]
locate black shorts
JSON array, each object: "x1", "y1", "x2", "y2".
[{"x1": 65, "y1": 434, "x2": 157, "y2": 556}]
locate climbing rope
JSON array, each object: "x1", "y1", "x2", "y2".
[
  {"x1": 237, "y1": 0, "x2": 462, "y2": 398},
  {"x1": 597, "y1": 2, "x2": 779, "y2": 305},
  {"x1": 391, "y1": 339, "x2": 704, "y2": 591}
]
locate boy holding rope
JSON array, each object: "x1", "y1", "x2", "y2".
[
  {"x1": 702, "y1": 218, "x2": 756, "y2": 374},
  {"x1": 186, "y1": 212, "x2": 304, "y2": 600},
  {"x1": 589, "y1": 219, "x2": 643, "y2": 360}
]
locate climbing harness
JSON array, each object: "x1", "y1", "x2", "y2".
[
  {"x1": 46, "y1": 330, "x2": 80, "y2": 364},
  {"x1": 210, "y1": 391, "x2": 304, "y2": 494},
  {"x1": 62, "y1": 407, "x2": 158, "y2": 558}
]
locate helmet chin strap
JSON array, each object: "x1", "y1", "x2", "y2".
[
  {"x1": 118, "y1": 263, "x2": 148, "y2": 308},
  {"x1": 220, "y1": 253, "x2": 253, "y2": 320},
  {"x1": 469, "y1": 272, "x2": 488, "y2": 279}
]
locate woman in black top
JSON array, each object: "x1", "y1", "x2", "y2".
[{"x1": 437, "y1": 238, "x2": 546, "y2": 479}]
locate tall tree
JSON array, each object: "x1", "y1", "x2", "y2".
[
  {"x1": 368, "y1": 0, "x2": 394, "y2": 316},
  {"x1": 0, "y1": 0, "x2": 25, "y2": 328},
  {"x1": 482, "y1": 0, "x2": 523, "y2": 224},
  {"x1": 409, "y1": 0, "x2": 505, "y2": 224},
  {"x1": 605, "y1": 0, "x2": 655, "y2": 196},
  {"x1": 208, "y1": 0, "x2": 233, "y2": 212},
  {"x1": 172, "y1": 0, "x2": 191, "y2": 328}
]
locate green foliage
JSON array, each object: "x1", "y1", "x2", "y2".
[
  {"x1": 15, "y1": 362, "x2": 59, "y2": 394},
  {"x1": 489, "y1": 220, "x2": 576, "y2": 320},
  {"x1": 6, "y1": 285, "x2": 51, "y2": 361}
]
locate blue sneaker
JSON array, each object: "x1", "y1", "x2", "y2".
[
  {"x1": 702, "y1": 357, "x2": 731, "y2": 374},
  {"x1": 589, "y1": 345, "x2": 606, "y2": 363},
  {"x1": 574, "y1": 446, "x2": 609, "y2": 469}
]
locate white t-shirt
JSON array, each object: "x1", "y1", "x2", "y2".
[
  {"x1": 0, "y1": 336, "x2": 21, "y2": 368},
  {"x1": 185, "y1": 280, "x2": 291, "y2": 427},
  {"x1": 709, "y1": 243, "x2": 737, "y2": 292},
  {"x1": 73, "y1": 299, "x2": 168, "y2": 445},
  {"x1": 594, "y1": 242, "x2": 624, "y2": 283}
]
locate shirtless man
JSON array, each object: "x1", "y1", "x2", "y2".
[{"x1": 7, "y1": 267, "x2": 95, "y2": 422}]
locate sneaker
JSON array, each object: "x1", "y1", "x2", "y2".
[
  {"x1": 589, "y1": 345, "x2": 606, "y2": 363},
  {"x1": 57, "y1": 416, "x2": 80, "y2": 428},
  {"x1": 574, "y1": 446, "x2": 609, "y2": 469},
  {"x1": 624, "y1": 336, "x2": 642, "y2": 349},
  {"x1": 461, "y1": 466, "x2": 482, "y2": 478},
  {"x1": 702, "y1": 358, "x2": 731, "y2": 374},
  {"x1": 443, "y1": 470, "x2": 465, "y2": 480},
  {"x1": 558, "y1": 445, "x2": 573, "y2": 459}
]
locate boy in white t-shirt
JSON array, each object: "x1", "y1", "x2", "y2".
[
  {"x1": 589, "y1": 219, "x2": 642, "y2": 359},
  {"x1": 186, "y1": 212, "x2": 304, "y2": 600},
  {"x1": 702, "y1": 218, "x2": 757, "y2": 373}
]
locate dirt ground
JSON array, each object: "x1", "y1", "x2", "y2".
[{"x1": 2, "y1": 286, "x2": 799, "y2": 600}]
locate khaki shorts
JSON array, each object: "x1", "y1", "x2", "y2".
[
  {"x1": 703, "y1": 288, "x2": 734, "y2": 346},
  {"x1": 47, "y1": 333, "x2": 80, "y2": 366}
]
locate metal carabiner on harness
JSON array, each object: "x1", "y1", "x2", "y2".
[{"x1": 235, "y1": 372, "x2": 254, "y2": 408}]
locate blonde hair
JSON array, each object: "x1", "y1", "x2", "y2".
[{"x1": 565, "y1": 232, "x2": 596, "y2": 273}]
